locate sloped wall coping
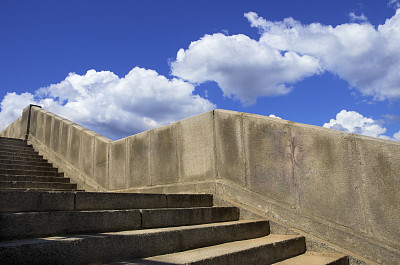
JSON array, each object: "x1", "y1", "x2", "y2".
[{"x1": 1, "y1": 106, "x2": 399, "y2": 264}]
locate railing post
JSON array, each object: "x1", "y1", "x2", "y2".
[{"x1": 24, "y1": 104, "x2": 42, "y2": 144}]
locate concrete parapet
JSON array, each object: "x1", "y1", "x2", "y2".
[{"x1": 1, "y1": 106, "x2": 399, "y2": 264}]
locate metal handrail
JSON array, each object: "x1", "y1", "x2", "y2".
[{"x1": 24, "y1": 104, "x2": 42, "y2": 144}]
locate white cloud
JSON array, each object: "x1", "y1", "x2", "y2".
[
  {"x1": 172, "y1": 10, "x2": 400, "y2": 105},
  {"x1": 269, "y1": 114, "x2": 282, "y2": 119},
  {"x1": 0, "y1": 67, "x2": 215, "y2": 140},
  {"x1": 0, "y1": 92, "x2": 36, "y2": 131},
  {"x1": 388, "y1": 0, "x2": 400, "y2": 9},
  {"x1": 256, "y1": 9, "x2": 400, "y2": 101},
  {"x1": 349, "y1": 12, "x2": 368, "y2": 23},
  {"x1": 244, "y1": 12, "x2": 269, "y2": 33},
  {"x1": 323, "y1": 110, "x2": 399, "y2": 141},
  {"x1": 171, "y1": 33, "x2": 321, "y2": 105},
  {"x1": 394, "y1": 131, "x2": 400, "y2": 141}
]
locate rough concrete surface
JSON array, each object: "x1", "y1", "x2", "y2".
[{"x1": 1, "y1": 106, "x2": 399, "y2": 264}]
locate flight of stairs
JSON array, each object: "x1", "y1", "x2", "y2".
[
  {"x1": 0, "y1": 137, "x2": 78, "y2": 191},
  {"x1": 0, "y1": 137, "x2": 349, "y2": 264}
]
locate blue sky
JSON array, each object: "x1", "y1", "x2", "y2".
[{"x1": 1, "y1": 0, "x2": 400, "y2": 140}]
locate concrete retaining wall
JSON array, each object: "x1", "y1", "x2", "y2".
[{"x1": 1, "y1": 106, "x2": 399, "y2": 264}]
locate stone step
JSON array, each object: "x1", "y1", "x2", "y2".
[
  {"x1": 0, "y1": 162, "x2": 57, "y2": 171},
  {"x1": 0, "y1": 143, "x2": 34, "y2": 151},
  {"x1": 0, "y1": 153, "x2": 46, "y2": 161},
  {"x1": 0, "y1": 174, "x2": 70, "y2": 183},
  {"x1": 0, "y1": 146, "x2": 37, "y2": 153},
  {"x1": 0, "y1": 220, "x2": 270, "y2": 265},
  {"x1": 129, "y1": 234, "x2": 305, "y2": 265},
  {"x1": 0, "y1": 163, "x2": 57, "y2": 172},
  {"x1": 0, "y1": 181, "x2": 76, "y2": 190},
  {"x1": 0, "y1": 152, "x2": 43, "y2": 160},
  {"x1": 272, "y1": 251, "x2": 349, "y2": 265},
  {"x1": 0, "y1": 137, "x2": 26, "y2": 146},
  {"x1": 0, "y1": 206, "x2": 239, "y2": 239},
  {"x1": 0, "y1": 159, "x2": 52, "y2": 167},
  {"x1": 0, "y1": 188, "x2": 84, "y2": 192},
  {"x1": 0, "y1": 151, "x2": 39, "y2": 159},
  {"x1": 0, "y1": 191, "x2": 214, "y2": 212},
  {"x1": 0, "y1": 169, "x2": 63, "y2": 177}
]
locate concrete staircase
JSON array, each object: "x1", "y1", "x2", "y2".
[
  {"x1": 0, "y1": 137, "x2": 349, "y2": 265},
  {"x1": 0, "y1": 137, "x2": 78, "y2": 191}
]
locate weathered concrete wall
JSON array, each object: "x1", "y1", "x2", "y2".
[
  {"x1": 1, "y1": 106, "x2": 399, "y2": 264},
  {"x1": 0, "y1": 106, "x2": 217, "y2": 194},
  {"x1": 213, "y1": 109, "x2": 400, "y2": 265},
  {"x1": 107, "y1": 110, "x2": 216, "y2": 194}
]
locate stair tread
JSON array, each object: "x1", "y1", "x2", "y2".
[
  {"x1": 0, "y1": 206, "x2": 240, "y2": 239},
  {"x1": 0, "y1": 188, "x2": 83, "y2": 191},
  {"x1": 118, "y1": 234, "x2": 304, "y2": 265},
  {"x1": 272, "y1": 251, "x2": 348, "y2": 265}
]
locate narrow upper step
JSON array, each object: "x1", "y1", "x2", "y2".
[
  {"x1": 0, "y1": 175, "x2": 70, "y2": 183},
  {"x1": 0, "y1": 180, "x2": 77, "y2": 190}
]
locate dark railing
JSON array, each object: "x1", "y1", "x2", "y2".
[{"x1": 24, "y1": 104, "x2": 42, "y2": 144}]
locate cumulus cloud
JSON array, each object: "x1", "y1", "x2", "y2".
[
  {"x1": 255, "y1": 9, "x2": 400, "y2": 101},
  {"x1": 0, "y1": 68, "x2": 215, "y2": 140},
  {"x1": 171, "y1": 33, "x2": 321, "y2": 105},
  {"x1": 171, "y1": 10, "x2": 400, "y2": 105},
  {"x1": 323, "y1": 110, "x2": 399, "y2": 141},
  {"x1": 0, "y1": 92, "x2": 36, "y2": 131}
]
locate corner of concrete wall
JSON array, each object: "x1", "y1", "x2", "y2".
[
  {"x1": 213, "y1": 109, "x2": 400, "y2": 265},
  {"x1": 24, "y1": 106, "x2": 110, "y2": 191},
  {"x1": 110, "y1": 110, "x2": 217, "y2": 194}
]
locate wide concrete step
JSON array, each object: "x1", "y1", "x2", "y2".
[
  {"x1": 0, "y1": 163, "x2": 57, "y2": 172},
  {"x1": 0, "y1": 191, "x2": 214, "y2": 212},
  {"x1": 0, "y1": 220, "x2": 270, "y2": 265},
  {"x1": 0, "y1": 174, "x2": 70, "y2": 183},
  {"x1": 129, "y1": 234, "x2": 305, "y2": 265},
  {"x1": 0, "y1": 181, "x2": 76, "y2": 190},
  {"x1": 0, "y1": 159, "x2": 52, "y2": 167},
  {"x1": 272, "y1": 251, "x2": 349, "y2": 265},
  {"x1": 0, "y1": 168, "x2": 63, "y2": 177},
  {"x1": 0, "y1": 206, "x2": 239, "y2": 239}
]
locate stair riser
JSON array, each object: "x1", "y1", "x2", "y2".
[
  {"x1": 0, "y1": 175, "x2": 70, "y2": 183},
  {"x1": 0, "y1": 144, "x2": 34, "y2": 151},
  {"x1": 0, "y1": 191, "x2": 213, "y2": 212},
  {"x1": 0, "y1": 210, "x2": 141, "y2": 239},
  {"x1": 0, "y1": 169, "x2": 62, "y2": 177},
  {"x1": 0, "y1": 149, "x2": 38, "y2": 156},
  {"x1": 142, "y1": 207, "x2": 239, "y2": 229},
  {"x1": 0, "y1": 220, "x2": 270, "y2": 265},
  {"x1": 0, "y1": 160, "x2": 52, "y2": 167},
  {"x1": 0, "y1": 207, "x2": 239, "y2": 239},
  {"x1": 0, "y1": 139, "x2": 26, "y2": 147},
  {"x1": 0, "y1": 164, "x2": 57, "y2": 172},
  {"x1": 0, "y1": 153, "x2": 44, "y2": 160},
  {"x1": 141, "y1": 236, "x2": 307, "y2": 265},
  {"x1": 0, "y1": 188, "x2": 84, "y2": 191},
  {"x1": 0, "y1": 182, "x2": 76, "y2": 190}
]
